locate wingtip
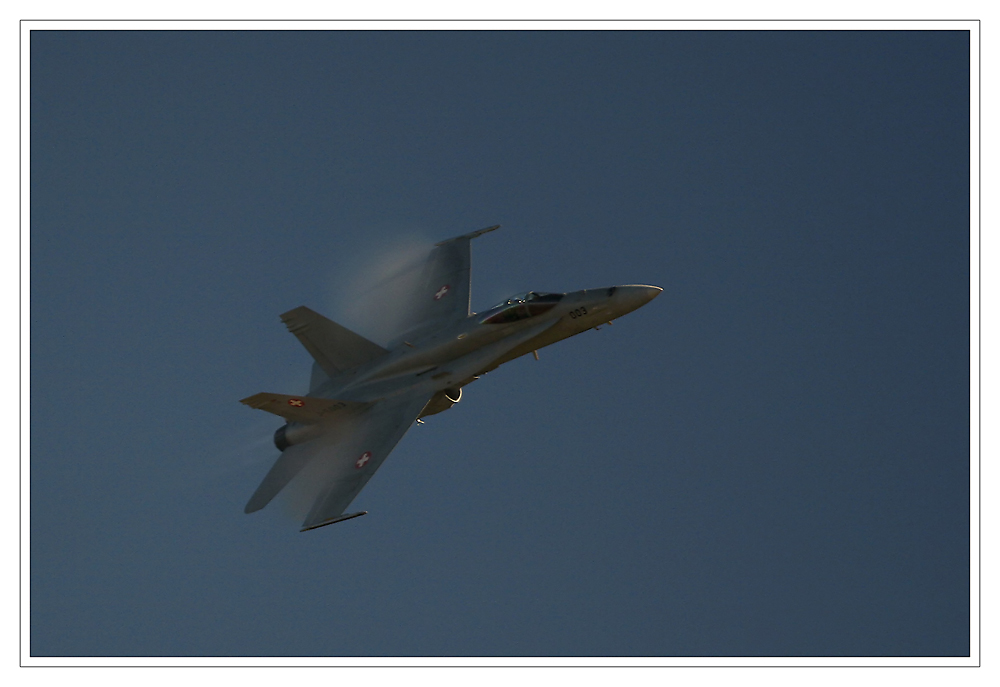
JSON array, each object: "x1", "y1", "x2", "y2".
[
  {"x1": 299, "y1": 510, "x2": 369, "y2": 532},
  {"x1": 279, "y1": 305, "x2": 309, "y2": 319},
  {"x1": 434, "y1": 224, "x2": 500, "y2": 246}
]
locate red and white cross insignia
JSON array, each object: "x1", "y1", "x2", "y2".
[
  {"x1": 434, "y1": 284, "x2": 451, "y2": 300},
  {"x1": 288, "y1": 398, "x2": 305, "y2": 407},
  {"x1": 354, "y1": 451, "x2": 372, "y2": 469}
]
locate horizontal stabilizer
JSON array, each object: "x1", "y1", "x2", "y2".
[
  {"x1": 280, "y1": 306, "x2": 388, "y2": 378},
  {"x1": 239, "y1": 392, "x2": 367, "y2": 423}
]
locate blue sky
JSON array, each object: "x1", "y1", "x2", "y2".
[{"x1": 29, "y1": 29, "x2": 971, "y2": 658}]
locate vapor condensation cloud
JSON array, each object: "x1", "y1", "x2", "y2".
[{"x1": 323, "y1": 232, "x2": 435, "y2": 347}]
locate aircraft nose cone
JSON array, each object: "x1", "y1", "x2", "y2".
[
  {"x1": 615, "y1": 284, "x2": 663, "y2": 308},
  {"x1": 612, "y1": 284, "x2": 662, "y2": 314},
  {"x1": 636, "y1": 285, "x2": 662, "y2": 305}
]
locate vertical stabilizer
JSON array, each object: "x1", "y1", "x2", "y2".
[{"x1": 280, "y1": 306, "x2": 389, "y2": 378}]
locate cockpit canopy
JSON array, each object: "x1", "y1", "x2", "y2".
[
  {"x1": 481, "y1": 291, "x2": 564, "y2": 324},
  {"x1": 489, "y1": 291, "x2": 542, "y2": 308}
]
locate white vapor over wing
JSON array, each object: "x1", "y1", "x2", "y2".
[{"x1": 323, "y1": 232, "x2": 434, "y2": 347}]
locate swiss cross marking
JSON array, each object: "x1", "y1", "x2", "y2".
[
  {"x1": 288, "y1": 398, "x2": 305, "y2": 407},
  {"x1": 434, "y1": 284, "x2": 451, "y2": 300},
  {"x1": 355, "y1": 451, "x2": 372, "y2": 469}
]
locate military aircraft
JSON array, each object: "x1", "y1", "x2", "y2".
[{"x1": 241, "y1": 225, "x2": 661, "y2": 531}]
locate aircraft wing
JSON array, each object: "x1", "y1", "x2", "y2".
[
  {"x1": 245, "y1": 391, "x2": 434, "y2": 532},
  {"x1": 394, "y1": 225, "x2": 499, "y2": 336}
]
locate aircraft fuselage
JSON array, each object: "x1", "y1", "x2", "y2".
[
  {"x1": 317, "y1": 284, "x2": 661, "y2": 406},
  {"x1": 242, "y1": 224, "x2": 665, "y2": 530}
]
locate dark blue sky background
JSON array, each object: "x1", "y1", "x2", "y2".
[{"x1": 30, "y1": 30, "x2": 970, "y2": 657}]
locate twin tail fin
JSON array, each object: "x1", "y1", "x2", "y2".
[{"x1": 280, "y1": 306, "x2": 388, "y2": 379}]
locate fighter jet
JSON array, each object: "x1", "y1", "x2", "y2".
[{"x1": 241, "y1": 225, "x2": 661, "y2": 531}]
